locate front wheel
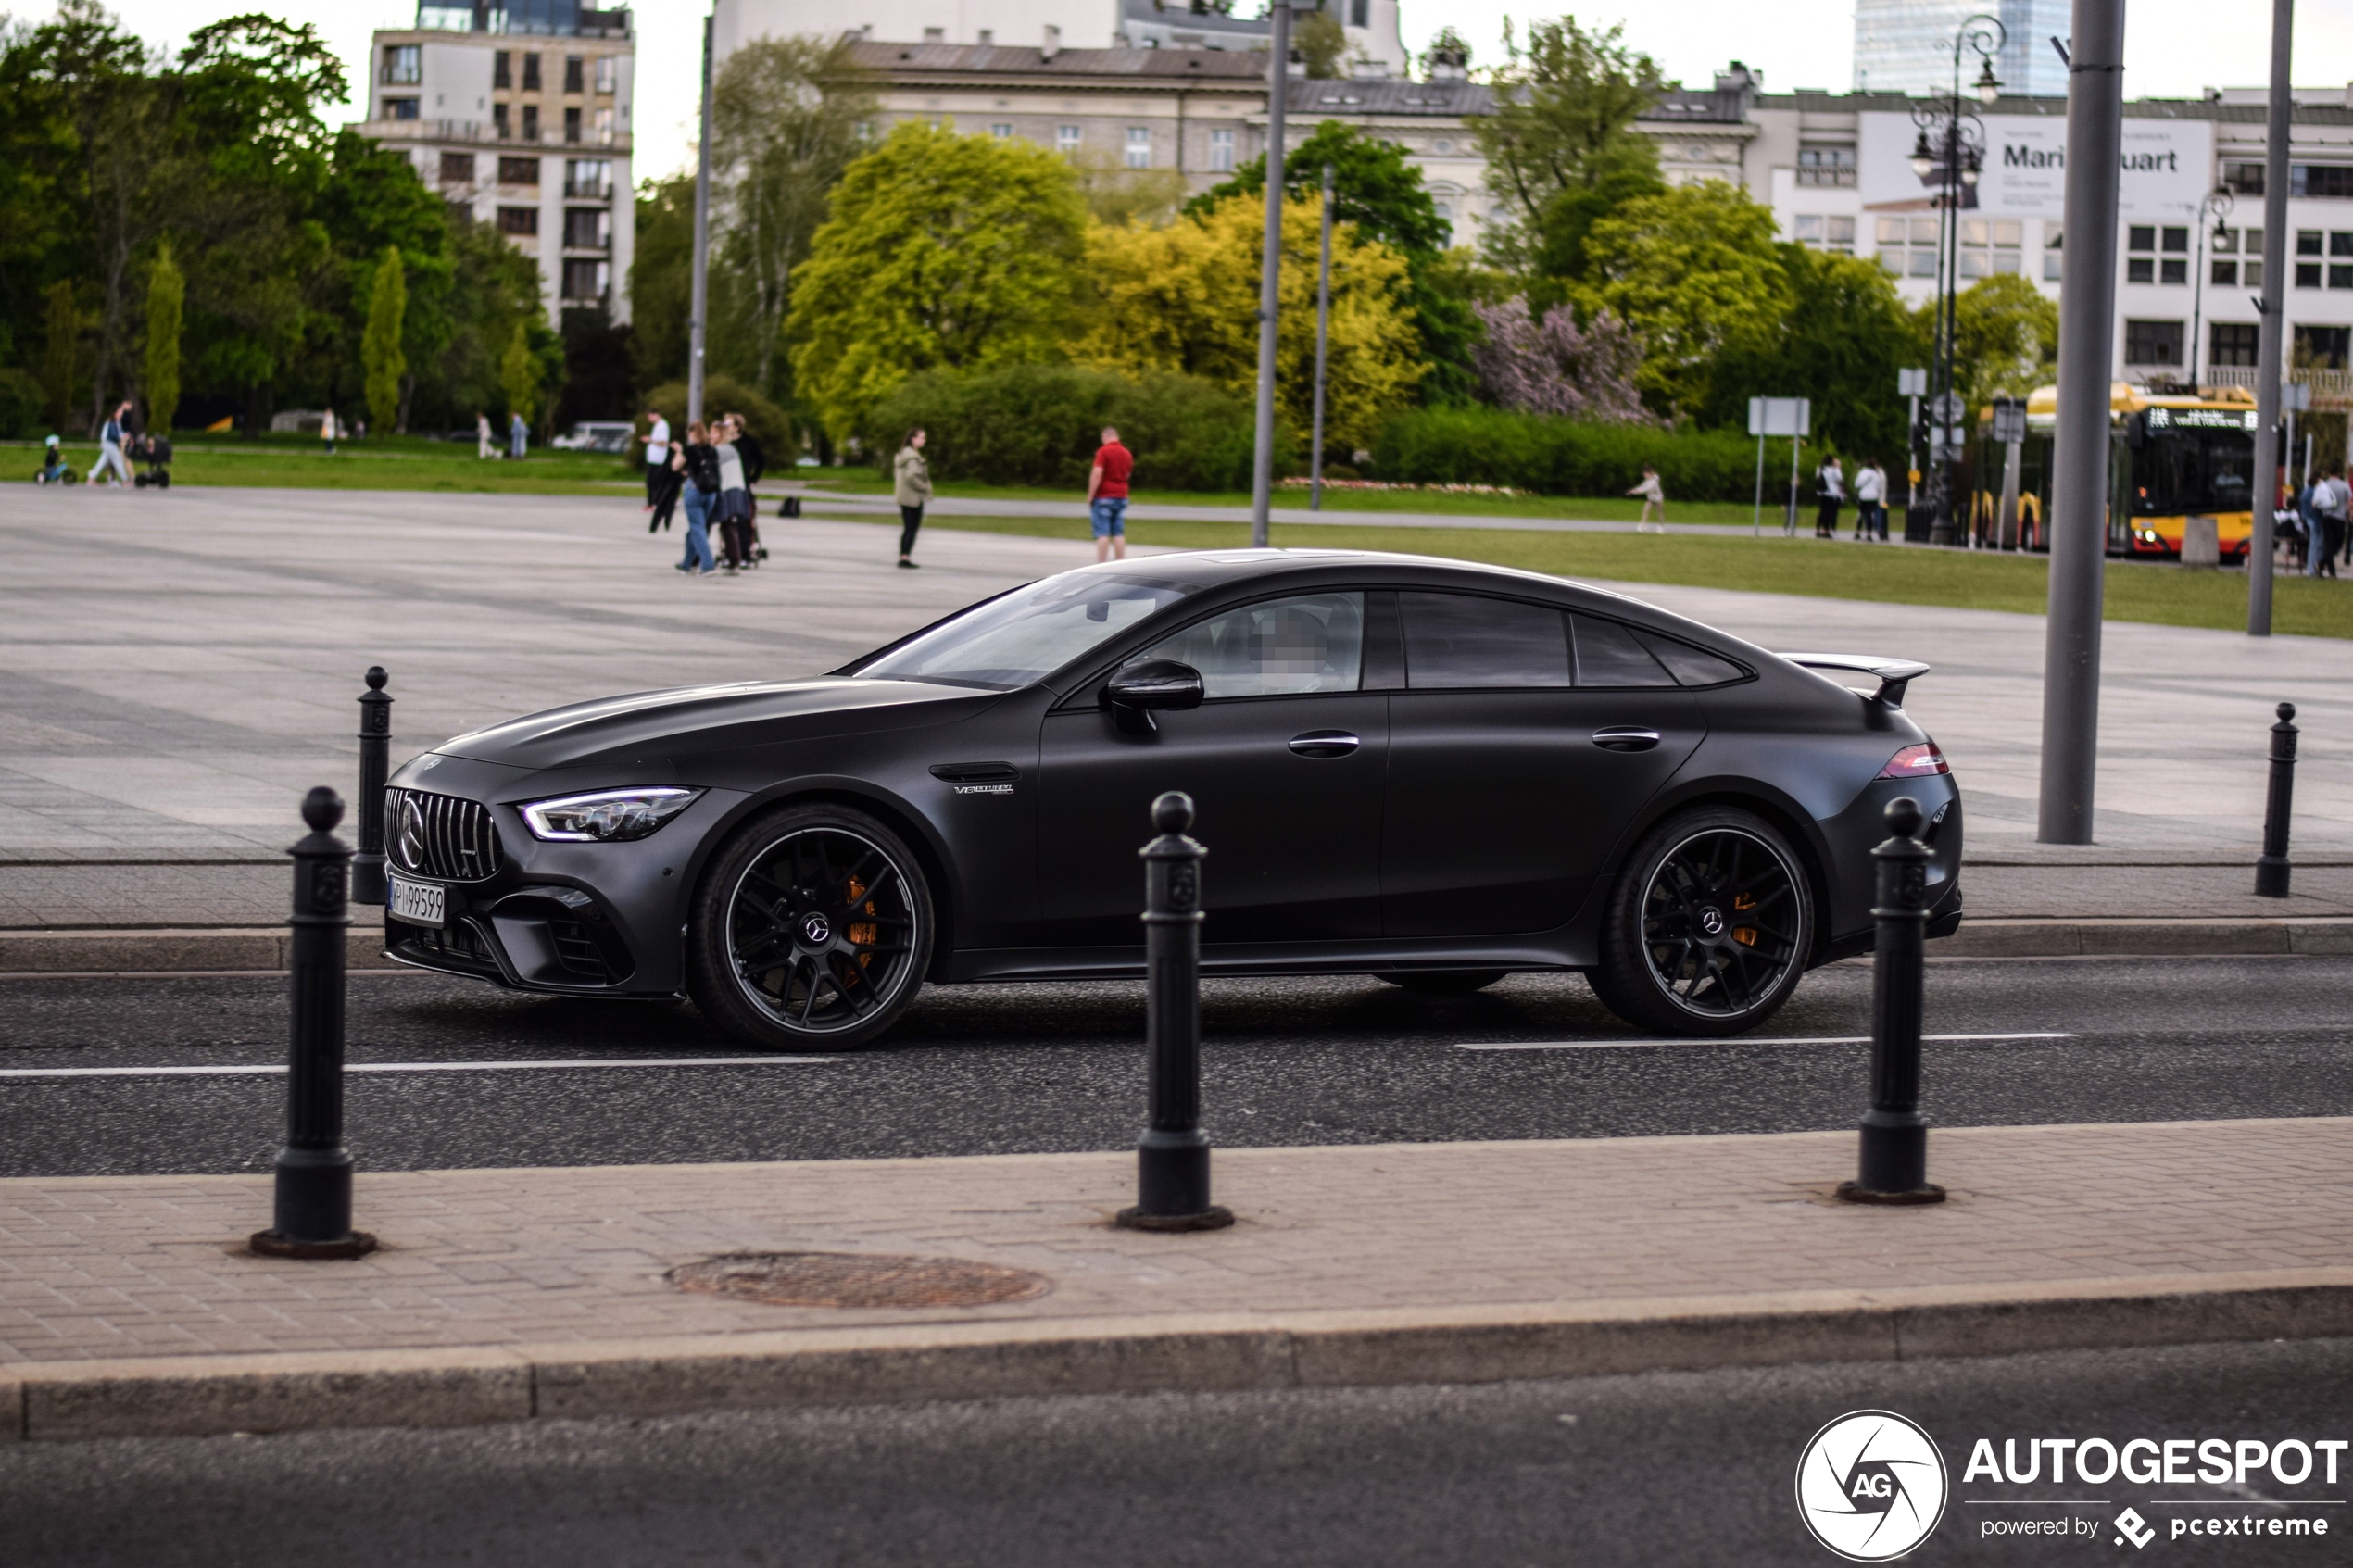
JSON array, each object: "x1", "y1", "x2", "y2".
[
  {"x1": 686, "y1": 804, "x2": 934, "y2": 1050},
  {"x1": 1589, "y1": 807, "x2": 1813, "y2": 1037}
]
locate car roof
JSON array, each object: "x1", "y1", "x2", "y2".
[{"x1": 1074, "y1": 546, "x2": 1665, "y2": 613}]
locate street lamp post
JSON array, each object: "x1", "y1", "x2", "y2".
[
  {"x1": 2186, "y1": 188, "x2": 2235, "y2": 389},
  {"x1": 1909, "y1": 15, "x2": 2005, "y2": 547}
]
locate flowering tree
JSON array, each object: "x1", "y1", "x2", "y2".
[{"x1": 1472, "y1": 297, "x2": 1655, "y2": 424}]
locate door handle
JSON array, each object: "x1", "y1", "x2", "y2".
[
  {"x1": 1591, "y1": 726, "x2": 1662, "y2": 752},
  {"x1": 1289, "y1": 731, "x2": 1361, "y2": 758}
]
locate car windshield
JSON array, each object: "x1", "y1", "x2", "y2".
[{"x1": 859, "y1": 572, "x2": 1195, "y2": 689}]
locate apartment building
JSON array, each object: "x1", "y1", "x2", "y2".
[{"x1": 359, "y1": 0, "x2": 637, "y2": 324}]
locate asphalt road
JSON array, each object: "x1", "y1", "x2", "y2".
[
  {"x1": 2, "y1": 1336, "x2": 2345, "y2": 1567},
  {"x1": 1, "y1": 955, "x2": 2347, "y2": 1176}
]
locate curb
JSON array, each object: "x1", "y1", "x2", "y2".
[
  {"x1": 3, "y1": 919, "x2": 2347, "y2": 975},
  {"x1": 5, "y1": 1269, "x2": 2349, "y2": 1442}
]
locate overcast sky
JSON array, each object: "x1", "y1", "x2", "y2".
[{"x1": 91, "y1": 0, "x2": 2353, "y2": 186}]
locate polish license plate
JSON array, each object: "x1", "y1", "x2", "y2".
[{"x1": 388, "y1": 875, "x2": 446, "y2": 928}]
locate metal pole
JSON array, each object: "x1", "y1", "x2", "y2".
[
  {"x1": 250, "y1": 787, "x2": 376, "y2": 1259},
  {"x1": 1929, "y1": 117, "x2": 1959, "y2": 547},
  {"x1": 686, "y1": 11, "x2": 715, "y2": 427},
  {"x1": 2037, "y1": 0, "x2": 2126, "y2": 846},
  {"x1": 2247, "y1": 0, "x2": 2295, "y2": 634},
  {"x1": 1117, "y1": 791, "x2": 1233, "y2": 1232},
  {"x1": 1309, "y1": 163, "x2": 1334, "y2": 513},
  {"x1": 1785, "y1": 433, "x2": 1802, "y2": 536},
  {"x1": 2255, "y1": 702, "x2": 2299, "y2": 897},
  {"x1": 1999, "y1": 435, "x2": 2023, "y2": 550},
  {"x1": 1839, "y1": 797, "x2": 1945, "y2": 1205},
  {"x1": 1248, "y1": 2, "x2": 1295, "y2": 549},
  {"x1": 351, "y1": 667, "x2": 392, "y2": 906},
  {"x1": 1753, "y1": 433, "x2": 1765, "y2": 535}
]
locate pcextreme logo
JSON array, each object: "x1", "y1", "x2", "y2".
[{"x1": 1797, "y1": 1410, "x2": 1951, "y2": 1562}]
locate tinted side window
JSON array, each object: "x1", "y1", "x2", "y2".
[
  {"x1": 1638, "y1": 633, "x2": 1747, "y2": 686},
  {"x1": 1571, "y1": 615, "x2": 1677, "y2": 687},
  {"x1": 1147, "y1": 592, "x2": 1365, "y2": 699},
  {"x1": 1401, "y1": 592, "x2": 1571, "y2": 689}
]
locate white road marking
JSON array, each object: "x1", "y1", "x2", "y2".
[
  {"x1": 1455, "y1": 1032, "x2": 2077, "y2": 1051},
  {"x1": 0, "y1": 1056, "x2": 838, "y2": 1080}
]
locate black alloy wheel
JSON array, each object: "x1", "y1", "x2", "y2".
[
  {"x1": 688, "y1": 805, "x2": 934, "y2": 1049},
  {"x1": 1590, "y1": 807, "x2": 1812, "y2": 1037},
  {"x1": 1377, "y1": 971, "x2": 1508, "y2": 996}
]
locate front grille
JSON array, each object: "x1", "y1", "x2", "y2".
[
  {"x1": 387, "y1": 788, "x2": 505, "y2": 882},
  {"x1": 390, "y1": 916, "x2": 502, "y2": 977}
]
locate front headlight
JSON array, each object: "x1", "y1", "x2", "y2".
[{"x1": 521, "y1": 787, "x2": 703, "y2": 842}]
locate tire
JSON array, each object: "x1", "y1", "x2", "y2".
[
  {"x1": 1589, "y1": 807, "x2": 1813, "y2": 1037},
  {"x1": 686, "y1": 803, "x2": 935, "y2": 1050},
  {"x1": 1376, "y1": 971, "x2": 1506, "y2": 996}
]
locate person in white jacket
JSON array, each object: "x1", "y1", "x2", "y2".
[
  {"x1": 1813, "y1": 457, "x2": 1844, "y2": 538},
  {"x1": 1627, "y1": 466, "x2": 1666, "y2": 533}
]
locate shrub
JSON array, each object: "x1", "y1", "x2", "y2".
[
  {"x1": 864, "y1": 365, "x2": 1288, "y2": 492},
  {"x1": 0, "y1": 368, "x2": 43, "y2": 439},
  {"x1": 1372, "y1": 406, "x2": 1762, "y2": 501},
  {"x1": 641, "y1": 374, "x2": 794, "y2": 464}
]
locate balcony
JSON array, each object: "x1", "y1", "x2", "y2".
[
  {"x1": 2199, "y1": 366, "x2": 2353, "y2": 408},
  {"x1": 359, "y1": 117, "x2": 627, "y2": 154}
]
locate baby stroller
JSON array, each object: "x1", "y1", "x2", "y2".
[
  {"x1": 131, "y1": 433, "x2": 172, "y2": 489},
  {"x1": 33, "y1": 435, "x2": 78, "y2": 485}
]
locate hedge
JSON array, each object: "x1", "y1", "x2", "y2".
[
  {"x1": 1372, "y1": 407, "x2": 1770, "y2": 502},
  {"x1": 864, "y1": 365, "x2": 1292, "y2": 493}
]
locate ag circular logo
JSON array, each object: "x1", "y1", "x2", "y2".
[{"x1": 1795, "y1": 1410, "x2": 1948, "y2": 1562}]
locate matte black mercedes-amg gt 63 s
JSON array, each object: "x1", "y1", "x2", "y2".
[{"x1": 383, "y1": 549, "x2": 1961, "y2": 1047}]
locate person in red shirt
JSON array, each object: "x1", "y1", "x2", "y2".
[{"x1": 1086, "y1": 426, "x2": 1133, "y2": 562}]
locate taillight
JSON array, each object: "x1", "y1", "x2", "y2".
[{"x1": 1879, "y1": 743, "x2": 1950, "y2": 779}]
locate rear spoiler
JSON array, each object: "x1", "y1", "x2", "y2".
[{"x1": 1780, "y1": 653, "x2": 1930, "y2": 708}]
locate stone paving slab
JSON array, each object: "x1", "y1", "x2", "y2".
[{"x1": 1, "y1": 1118, "x2": 2347, "y2": 1371}]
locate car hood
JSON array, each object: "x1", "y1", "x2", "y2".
[{"x1": 434, "y1": 678, "x2": 1001, "y2": 771}]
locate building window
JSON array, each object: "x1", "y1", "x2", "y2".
[
  {"x1": 2296, "y1": 326, "x2": 2350, "y2": 369},
  {"x1": 522, "y1": 104, "x2": 539, "y2": 142},
  {"x1": 990, "y1": 122, "x2": 1013, "y2": 139},
  {"x1": 2300, "y1": 232, "x2": 2353, "y2": 288},
  {"x1": 854, "y1": 119, "x2": 875, "y2": 143},
  {"x1": 1126, "y1": 127, "x2": 1151, "y2": 169},
  {"x1": 563, "y1": 207, "x2": 610, "y2": 249},
  {"x1": 1790, "y1": 214, "x2": 1856, "y2": 254},
  {"x1": 2045, "y1": 224, "x2": 2063, "y2": 282},
  {"x1": 2221, "y1": 162, "x2": 2264, "y2": 196},
  {"x1": 384, "y1": 97, "x2": 420, "y2": 121},
  {"x1": 563, "y1": 56, "x2": 584, "y2": 94},
  {"x1": 494, "y1": 51, "x2": 511, "y2": 89},
  {"x1": 497, "y1": 206, "x2": 539, "y2": 236},
  {"x1": 383, "y1": 44, "x2": 421, "y2": 85},
  {"x1": 1057, "y1": 124, "x2": 1082, "y2": 155},
  {"x1": 2125, "y1": 226, "x2": 2183, "y2": 285},
  {"x1": 593, "y1": 107, "x2": 613, "y2": 144},
  {"x1": 564, "y1": 106, "x2": 581, "y2": 144},
  {"x1": 1795, "y1": 145, "x2": 1856, "y2": 188},
  {"x1": 564, "y1": 159, "x2": 610, "y2": 197},
  {"x1": 2291, "y1": 165, "x2": 2353, "y2": 199},
  {"x1": 499, "y1": 155, "x2": 539, "y2": 184},
  {"x1": 1209, "y1": 127, "x2": 1234, "y2": 172},
  {"x1": 1959, "y1": 218, "x2": 2022, "y2": 277},
  {"x1": 439, "y1": 152, "x2": 475, "y2": 185},
  {"x1": 521, "y1": 53, "x2": 541, "y2": 93},
  {"x1": 594, "y1": 56, "x2": 615, "y2": 94},
  {"x1": 922, "y1": 27, "x2": 944, "y2": 42},
  {"x1": 1876, "y1": 216, "x2": 1940, "y2": 279},
  {"x1": 2209, "y1": 322, "x2": 2259, "y2": 368},
  {"x1": 493, "y1": 101, "x2": 510, "y2": 138},
  {"x1": 977, "y1": 29, "x2": 994, "y2": 44},
  {"x1": 561, "y1": 258, "x2": 610, "y2": 300},
  {"x1": 2123, "y1": 319, "x2": 2183, "y2": 366}
]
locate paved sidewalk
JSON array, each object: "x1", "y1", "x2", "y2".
[{"x1": 2, "y1": 1120, "x2": 2348, "y2": 1437}]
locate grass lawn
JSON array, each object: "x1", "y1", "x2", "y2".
[
  {"x1": 6, "y1": 434, "x2": 641, "y2": 495},
  {"x1": 876, "y1": 509, "x2": 2353, "y2": 641}
]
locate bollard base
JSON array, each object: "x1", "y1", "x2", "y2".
[
  {"x1": 2255, "y1": 857, "x2": 2291, "y2": 898},
  {"x1": 249, "y1": 1229, "x2": 378, "y2": 1260},
  {"x1": 1834, "y1": 1182, "x2": 1946, "y2": 1206},
  {"x1": 1114, "y1": 1205, "x2": 1235, "y2": 1233}
]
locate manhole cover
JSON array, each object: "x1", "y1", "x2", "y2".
[{"x1": 668, "y1": 1251, "x2": 1051, "y2": 1309}]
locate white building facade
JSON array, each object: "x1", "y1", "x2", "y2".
[{"x1": 358, "y1": 1, "x2": 637, "y2": 325}]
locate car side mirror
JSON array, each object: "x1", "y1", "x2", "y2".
[{"x1": 1103, "y1": 659, "x2": 1203, "y2": 734}]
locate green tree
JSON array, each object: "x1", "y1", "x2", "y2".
[
  {"x1": 1475, "y1": 17, "x2": 1666, "y2": 292},
  {"x1": 40, "y1": 280, "x2": 80, "y2": 431},
  {"x1": 626, "y1": 173, "x2": 697, "y2": 391},
  {"x1": 1294, "y1": 9, "x2": 1348, "y2": 79},
  {"x1": 1705, "y1": 245, "x2": 1927, "y2": 458},
  {"x1": 361, "y1": 246, "x2": 406, "y2": 433},
  {"x1": 1417, "y1": 24, "x2": 1473, "y2": 78},
  {"x1": 142, "y1": 241, "x2": 182, "y2": 432},
  {"x1": 787, "y1": 121, "x2": 1088, "y2": 442},
  {"x1": 1572, "y1": 180, "x2": 1789, "y2": 418},
  {"x1": 1938, "y1": 272, "x2": 2059, "y2": 409},
  {"x1": 499, "y1": 320, "x2": 538, "y2": 428},
  {"x1": 710, "y1": 34, "x2": 875, "y2": 398}
]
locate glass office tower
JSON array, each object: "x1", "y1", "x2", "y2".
[{"x1": 1854, "y1": 0, "x2": 2070, "y2": 97}]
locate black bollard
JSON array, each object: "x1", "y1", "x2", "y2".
[
  {"x1": 1115, "y1": 791, "x2": 1234, "y2": 1233},
  {"x1": 1838, "y1": 797, "x2": 1946, "y2": 1206},
  {"x1": 350, "y1": 667, "x2": 393, "y2": 906},
  {"x1": 2255, "y1": 702, "x2": 2298, "y2": 899},
  {"x1": 250, "y1": 787, "x2": 377, "y2": 1260}
]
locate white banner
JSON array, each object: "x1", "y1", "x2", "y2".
[{"x1": 1858, "y1": 113, "x2": 2213, "y2": 220}]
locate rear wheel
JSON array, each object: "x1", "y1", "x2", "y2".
[
  {"x1": 1376, "y1": 971, "x2": 1506, "y2": 996},
  {"x1": 686, "y1": 804, "x2": 933, "y2": 1050},
  {"x1": 1589, "y1": 807, "x2": 1812, "y2": 1037}
]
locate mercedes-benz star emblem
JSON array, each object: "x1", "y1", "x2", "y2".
[
  {"x1": 799, "y1": 913, "x2": 832, "y2": 947},
  {"x1": 396, "y1": 797, "x2": 424, "y2": 871},
  {"x1": 1699, "y1": 906, "x2": 1726, "y2": 936}
]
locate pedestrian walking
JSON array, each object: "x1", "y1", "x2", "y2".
[
  {"x1": 94, "y1": 400, "x2": 132, "y2": 487},
  {"x1": 475, "y1": 411, "x2": 493, "y2": 460},
  {"x1": 320, "y1": 407, "x2": 338, "y2": 457},
  {"x1": 712, "y1": 416, "x2": 754, "y2": 572},
  {"x1": 2309, "y1": 466, "x2": 2348, "y2": 580},
  {"x1": 727, "y1": 412, "x2": 768, "y2": 564},
  {"x1": 509, "y1": 410, "x2": 527, "y2": 460},
  {"x1": 894, "y1": 427, "x2": 930, "y2": 569},
  {"x1": 1627, "y1": 465, "x2": 1665, "y2": 533},
  {"x1": 1814, "y1": 456, "x2": 1844, "y2": 539},
  {"x1": 675, "y1": 420, "x2": 718, "y2": 576},
  {"x1": 1852, "y1": 459, "x2": 1884, "y2": 542},
  {"x1": 1087, "y1": 425, "x2": 1133, "y2": 563},
  {"x1": 642, "y1": 407, "x2": 670, "y2": 511}
]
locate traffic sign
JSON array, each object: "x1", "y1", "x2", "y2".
[
  {"x1": 1930, "y1": 392, "x2": 1966, "y2": 425},
  {"x1": 1747, "y1": 396, "x2": 1811, "y2": 437},
  {"x1": 1991, "y1": 396, "x2": 2027, "y2": 444},
  {"x1": 1898, "y1": 368, "x2": 1929, "y2": 397}
]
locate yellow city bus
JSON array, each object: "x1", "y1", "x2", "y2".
[{"x1": 1969, "y1": 383, "x2": 2259, "y2": 559}]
